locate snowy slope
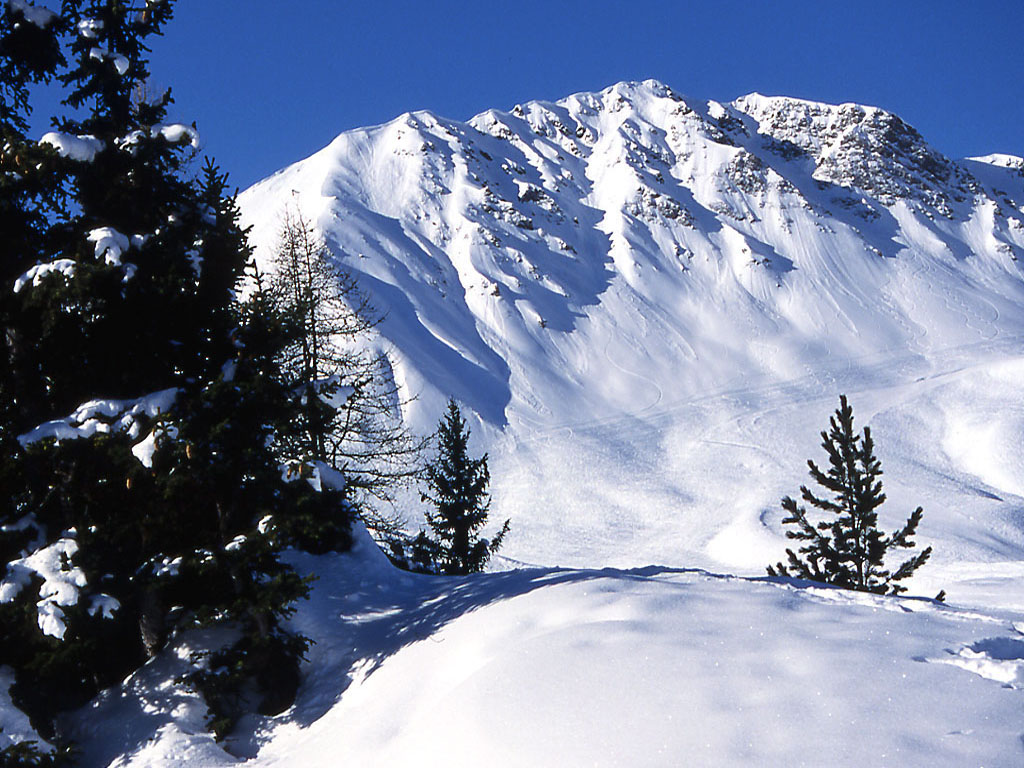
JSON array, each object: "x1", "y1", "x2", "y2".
[
  {"x1": 10, "y1": 81, "x2": 1022, "y2": 768},
  {"x1": 60, "y1": 528, "x2": 1024, "y2": 767},
  {"x1": 239, "y1": 80, "x2": 1024, "y2": 606}
]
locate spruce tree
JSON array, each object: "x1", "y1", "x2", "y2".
[
  {"x1": 767, "y1": 395, "x2": 932, "y2": 595},
  {"x1": 0, "y1": 0, "x2": 352, "y2": 743},
  {"x1": 421, "y1": 399, "x2": 508, "y2": 575}
]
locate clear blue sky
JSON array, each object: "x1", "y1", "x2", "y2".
[{"x1": 47, "y1": 0, "x2": 1024, "y2": 190}]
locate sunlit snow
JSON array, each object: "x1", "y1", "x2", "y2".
[
  {"x1": 39, "y1": 131, "x2": 104, "y2": 162},
  {"x1": 239, "y1": 80, "x2": 1024, "y2": 606},
  {"x1": 10, "y1": 80, "x2": 1024, "y2": 766},
  {"x1": 62, "y1": 526, "x2": 1024, "y2": 767},
  {"x1": 0, "y1": 535, "x2": 87, "y2": 639}
]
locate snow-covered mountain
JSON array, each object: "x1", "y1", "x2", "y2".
[
  {"x1": 24, "y1": 79, "x2": 1024, "y2": 768},
  {"x1": 239, "y1": 80, "x2": 1024, "y2": 605}
]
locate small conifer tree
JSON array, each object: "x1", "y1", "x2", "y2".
[
  {"x1": 421, "y1": 399, "x2": 508, "y2": 575},
  {"x1": 767, "y1": 395, "x2": 931, "y2": 595}
]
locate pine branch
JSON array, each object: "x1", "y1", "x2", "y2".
[
  {"x1": 886, "y1": 506, "x2": 924, "y2": 550},
  {"x1": 890, "y1": 546, "x2": 932, "y2": 583}
]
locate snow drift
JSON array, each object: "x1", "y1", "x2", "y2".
[{"x1": 59, "y1": 527, "x2": 1024, "y2": 767}]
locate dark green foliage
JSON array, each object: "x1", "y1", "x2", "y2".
[
  {"x1": 0, "y1": 1, "x2": 64, "y2": 132},
  {"x1": 185, "y1": 627, "x2": 310, "y2": 740},
  {"x1": 767, "y1": 395, "x2": 932, "y2": 595},
  {"x1": 384, "y1": 530, "x2": 441, "y2": 575},
  {"x1": 407, "y1": 531, "x2": 442, "y2": 574},
  {"x1": 0, "y1": 0, "x2": 353, "y2": 743},
  {"x1": 420, "y1": 399, "x2": 508, "y2": 575},
  {"x1": 0, "y1": 738, "x2": 73, "y2": 767}
]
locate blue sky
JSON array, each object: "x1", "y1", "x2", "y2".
[{"x1": 54, "y1": 0, "x2": 1024, "y2": 189}]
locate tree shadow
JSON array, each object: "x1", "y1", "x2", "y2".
[
  {"x1": 60, "y1": 626, "x2": 240, "y2": 768},
  {"x1": 969, "y1": 637, "x2": 1024, "y2": 661},
  {"x1": 228, "y1": 559, "x2": 715, "y2": 757}
]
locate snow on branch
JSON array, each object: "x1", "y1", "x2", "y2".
[
  {"x1": 12, "y1": 228, "x2": 147, "y2": 294},
  {"x1": 39, "y1": 132, "x2": 104, "y2": 162},
  {"x1": 130, "y1": 421, "x2": 178, "y2": 468},
  {"x1": 0, "y1": 535, "x2": 87, "y2": 639},
  {"x1": 76, "y1": 17, "x2": 102, "y2": 38},
  {"x1": 13, "y1": 258, "x2": 76, "y2": 293},
  {"x1": 88, "y1": 226, "x2": 147, "y2": 283},
  {"x1": 280, "y1": 459, "x2": 346, "y2": 493},
  {"x1": 158, "y1": 124, "x2": 200, "y2": 149},
  {"x1": 0, "y1": 531, "x2": 123, "y2": 639},
  {"x1": 117, "y1": 124, "x2": 201, "y2": 154},
  {"x1": 87, "y1": 226, "x2": 147, "y2": 278},
  {"x1": 88, "y1": 46, "x2": 129, "y2": 75},
  {"x1": 7, "y1": 0, "x2": 57, "y2": 28},
  {"x1": 18, "y1": 388, "x2": 179, "y2": 455},
  {"x1": 298, "y1": 374, "x2": 355, "y2": 410},
  {"x1": 88, "y1": 226, "x2": 132, "y2": 264}
]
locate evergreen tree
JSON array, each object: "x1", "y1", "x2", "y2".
[
  {"x1": 0, "y1": 0, "x2": 351, "y2": 744},
  {"x1": 420, "y1": 399, "x2": 508, "y2": 575},
  {"x1": 767, "y1": 395, "x2": 932, "y2": 595},
  {"x1": 0, "y1": 0, "x2": 66, "y2": 480}
]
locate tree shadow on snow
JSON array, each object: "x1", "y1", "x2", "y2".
[{"x1": 228, "y1": 560, "x2": 714, "y2": 758}]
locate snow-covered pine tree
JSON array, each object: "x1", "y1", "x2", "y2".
[
  {"x1": 420, "y1": 399, "x2": 508, "y2": 575},
  {"x1": 0, "y1": 7, "x2": 79, "y2": 762},
  {"x1": 767, "y1": 394, "x2": 932, "y2": 594},
  {"x1": 0, "y1": 0, "x2": 65, "y2": 456},
  {"x1": 0, "y1": 0, "x2": 351, "y2": 743}
]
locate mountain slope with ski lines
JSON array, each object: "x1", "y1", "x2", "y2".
[{"x1": 240, "y1": 80, "x2": 1024, "y2": 606}]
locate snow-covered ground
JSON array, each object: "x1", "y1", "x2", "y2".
[
  {"x1": 57, "y1": 528, "x2": 1024, "y2": 767},
  {"x1": 8, "y1": 81, "x2": 1024, "y2": 765}
]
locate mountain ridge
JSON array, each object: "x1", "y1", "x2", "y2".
[{"x1": 239, "y1": 79, "x2": 1024, "y2": 594}]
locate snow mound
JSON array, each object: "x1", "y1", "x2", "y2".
[{"x1": 65, "y1": 540, "x2": 1024, "y2": 767}]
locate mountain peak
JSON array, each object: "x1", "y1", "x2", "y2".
[
  {"x1": 731, "y1": 91, "x2": 977, "y2": 211},
  {"x1": 239, "y1": 77, "x2": 1024, "y2": 582}
]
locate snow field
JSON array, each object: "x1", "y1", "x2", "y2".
[
  {"x1": 43, "y1": 79, "x2": 1011, "y2": 765},
  {"x1": 240, "y1": 80, "x2": 1024, "y2": 610},
  {"x1": 64, "y1": 530, "x2": 1024, "y2": 767}
]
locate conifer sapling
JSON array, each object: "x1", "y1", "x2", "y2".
[
  {"x1": 420, "y1": 399, "x2": 509, "y2": 575},
  {"x1": 767, "y1": 395, "x2": 932, "y2": 595}
]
